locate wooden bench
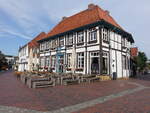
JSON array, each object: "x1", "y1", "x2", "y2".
[
  {"x1": 32, "y1": 81, "x2": 54, "y2": 88},
  {"x1": 63, "y1": 79, "x2": 79, "y2": 85},
  {"x1": 27, "y1": 76, "x2": 54, "y2": 88},
  {"x1": 61, "y1": 76, "x2": 73, "y2": 85},
  {"x1": 88, "y1": 77, "x2": 100, "y2": 83},
  {"x1": 81, "y1": 75, "x2": 96, "y2": 82}
]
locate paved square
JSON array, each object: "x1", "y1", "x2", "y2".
[{"x1": 0, "y1": 71, "x2": 149, "y2": 113}]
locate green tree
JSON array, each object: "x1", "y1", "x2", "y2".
[
  {"x1": 0, "y1": 51, "x2": 8, "y2": 70},
  {"x1": 136, "y1": 52, "x2": 147, "y2": 71}
]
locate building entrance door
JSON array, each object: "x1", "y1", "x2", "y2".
[
  {"x1": 90, "y1": 51, "x2": 100, "y2": 74},
  {"x1": 56, "y1": 55, "x2": 64, "y2": 73},
  {"x1": 91, "y1": 57, "x2": 99, "y2": 74}
]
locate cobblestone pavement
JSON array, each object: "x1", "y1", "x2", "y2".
[{"x1": 0, "y1": 71, "x2": 150, "y2": 113}]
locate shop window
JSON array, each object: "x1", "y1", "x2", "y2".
[{"x1": 102, "y1": 52, "x2": 109, "y2": 74}]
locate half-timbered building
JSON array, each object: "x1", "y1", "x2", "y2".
[
  {"x1": 38, "y1": 4, "x2": 134, "y2": 78},
  {"x1": 28, "y1": 32, "x2": 46, "y2": 71}
]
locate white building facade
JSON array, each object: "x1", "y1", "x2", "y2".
[
  {"x1": 18, "y1": 44, "x2": 29, "y2": 72},
  {"x1": 38, "y1": 25, "x2": 134, "y2": 78}
]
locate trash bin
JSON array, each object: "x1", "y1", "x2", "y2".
[{"x1": 113, "y1": 72, "x2": 117, "y2": 80}]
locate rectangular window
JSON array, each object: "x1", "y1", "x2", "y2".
[
  {"x1": 67, "y1": 34, "x2": 73, "y2": 46},
  {"x1": 89, "y1": 28, "x2": 97, "y2": 42},
  {"x1": 45, "y1": 57, "x2": 50, "y2": 67},
  {"x1": 46, "y1": 41, "x2": 49, "y2": 50},
  {"x1": 77, "y1": 52, "x2": 84, "y2": 68},
  {"x1": 49, "y1": 41, "x2": 52, "y2": 49},
  {"x1": 122, "y1": 38, "x2": 126, "y2": 47},
  {"x1": 41, "y1": 42, "x2": 45, "y2": 50},
  {"x1": 102, "y1": 28, "x2": 109, "y2": 42},
  {"x1": 59, "y1": 38, "x2": 64, "y2": 47},
  {"x1": 52, "y1": 40, "x2": 58, "y2": 49},
  {"x1": 77, "y1": 31, "x2": 84, "y2": 44},
  {"x1": 33, "y1": 48, "x2": 36, "y2": 54},
  {"x1": 67, "y1": 53, "x2": 72, "y2": 68},
  {"x1": 51, "y1": 56, "x2": 56, "y2": 68},
  {"x1": 122, "y1": 55, "x2": 127, "y2": 69},
  {"x1": 40, "y1": 44, "x2": 42, "y2": 51},
  {"x1": 40, "y1": 57, "x2": 45, "y2": 67},
  {"x1": 91, "y1": 51, "x2": 99, "y2": 57},
  {"x1": 102, "y1": 52, "x2": 109, "y2": 74}
]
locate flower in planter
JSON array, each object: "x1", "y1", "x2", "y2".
[{"x1": 44, "y1": 66, "x2": 48, "y2": 69}]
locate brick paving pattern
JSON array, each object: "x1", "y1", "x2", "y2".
[
  {"x1": 73, "y1": 89, "x2": 150, "y2": 113},
  {"x1": 0, "y1": 71, "x2": 150, "y2": 113}
]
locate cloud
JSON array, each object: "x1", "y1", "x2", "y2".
[
  {"x1": 0, "y1": 29, "x2": 31, "y2": 40},
  {"x1": 0, "y1": 0, "x2": 150, "y2": 57}
]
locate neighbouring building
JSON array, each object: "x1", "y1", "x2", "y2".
[
  {"x1": 131, "y1": 47, "x2": 138, "y2": 57},
  {"x1": 130, "y1": 47, "x2": 138, "y2": 77},
  {"x1": 28, "y1": 32, "x2": 46, "y2": 71},
  {"x1": 5, "y1": 55, "x2": 18, "y2": 69},
  {"x1": 38, "y1": 4, "x2": 134, "y2": 78},
  {"x1": 18, "y1": 44, "x2": 29, "y2": 72},
  {"x1": 18, "y1": 32, "x2": 46, "y2": 72}
]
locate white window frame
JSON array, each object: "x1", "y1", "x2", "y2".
[
  {"x1": 67, "y1": 53, "x2": 72, "y2": 68},
  {"x1": 52, "y1": 40, "x2": 58, "y2": 49},
  {"x1": 122, "y1": 38, "x2": 126, "y2": 47},
  {"x1": 51, "y1": 56, "x2": 56, "y2": 68},
  {"x1": 45, "y1": 57, "x2": 50, "y2": 67},
  {"x1": 122, "y1": 55, "x2": 127, "y2": 69},
  {"x1": 40, "y1": 57, "x2": 45, "y2": 67},
  {"x1": 91, "y1": 51, "x2": 99, "y2": 57},
  {"x1": 89, "y1": 28, "x2": 97, "y2": 42},
  {"x1": 77, "y1": 31, "x2": 84, "y2": 44},
  {"x1": 102, "y1": 28, "x2": 109, "y2": 42},
  {"x1": 46, "y1": 41, "x2": 50, "y2": 50},
  {"x1": 41, "y1": 42, "x2": 45, "y2": 50},
  {"x1": 67, "y1": 34, "x2": 73, "y2": 45},
  {"x1": 59, "y1": 38, "x2": 64, "y2": 47},
  {"x1": 102, "y1": 51, "x2": 109, "y2": 74},
  {"x1": 77, "y1": 52, "x2": 84, "y2": 68}
]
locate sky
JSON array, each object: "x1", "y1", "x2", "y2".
[{"x1": 0, "y1": 0, "x2": 150, "y2": 58}]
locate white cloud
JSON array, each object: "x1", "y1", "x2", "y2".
[
  {"x1": 0, "y1": 0, "x2": 150, "y2": 57},
  {"x1": 0, "y1": 29, "x2": 31, "y2": 40}
]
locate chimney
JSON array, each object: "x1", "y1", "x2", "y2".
[
  {"x1": 105, "y1": 10, "x2": 110, "y2": 15},
  {"x1": 62, "y1": 16, "x2": 67, "y2": 20},
  {"x1": 88, "y1": 3, "x2": 96, "y2": 10}
]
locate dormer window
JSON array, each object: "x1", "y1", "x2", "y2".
[{"x1": 89, "y1": 28, "x2": 97, "y2": 42}]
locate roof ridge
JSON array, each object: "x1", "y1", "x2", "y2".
[
  {"x1": 46, "y1": 8, "x2": 96, "y2": 37},
  {"x1": 96, "y1": 6, "x2": 123, "y2": 30}
]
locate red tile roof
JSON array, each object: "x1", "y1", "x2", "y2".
[
  {"x1": 46, "y1": 4, "x2": 122, "y2": 38},
  {"x1": 131, "y1": 47, "x2": 138, "y2": 57},
  {"x1": 28, "y1": 32, "x2": 46, "y2": 48}
]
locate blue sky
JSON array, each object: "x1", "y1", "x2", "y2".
[{"x1": 0, "y1": 0, "x2": 150, "y2": 58}]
